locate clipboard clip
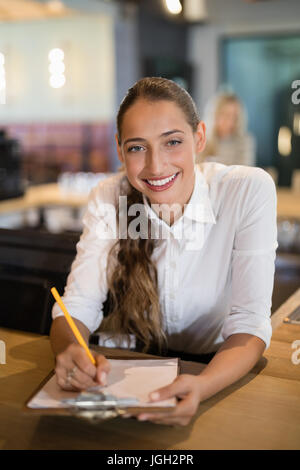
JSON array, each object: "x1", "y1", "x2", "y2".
[{"x1": 61, "y1": 390, "x2": 139, "y2": 422}]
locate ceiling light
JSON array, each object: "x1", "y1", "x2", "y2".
[
  {"x1": 164, "y1": 0, "x2": 182, "y2": 15},
  {"x1": 49, "y1": 74, "x2": 66, "y2": 89},
  {"x1": 48, "y1": 48, "x2": 65, "y2": 89},
  {"x1": 48, "y1": 48, "x2": 64, "y2": 62}
]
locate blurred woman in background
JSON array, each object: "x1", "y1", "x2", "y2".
[{"x1": 199, "y1": 92, "x2": 256, "y2": 167}]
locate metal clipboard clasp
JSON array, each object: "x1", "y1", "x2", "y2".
[{"x1": 61, "y1": 390, "x2": 139, "y2": 422}]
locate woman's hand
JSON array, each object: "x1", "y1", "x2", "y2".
[
  {"x1": 55, "y1": 343, "x2": 111, "y2": 391},
  {"x1": 134, "y1": 374, "x2": 205, "y2": 426}
]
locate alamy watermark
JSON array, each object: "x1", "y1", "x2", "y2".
[
  {"x1": 291, "y1": 339, "x2": 300, "y2": 365},
  {"x1": 0, "y1": 340, "x2": 6, "y2": 364},
  {"x1": 291, "y1": 80, "x2": 300, "y2": 105},
  {"x1": 93, "y1": 196, "x2": 205, "y2": 246}
]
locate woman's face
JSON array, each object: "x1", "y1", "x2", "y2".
[
  {"x1": 116, "y1": 99, "x2": 205, "y2": 210},
  {"x1": 215, "y1": 101, "x2": 240, "y2": 138}
]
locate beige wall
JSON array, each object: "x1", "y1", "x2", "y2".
[{"x1": 0, "y1": 14, "x2": 116, "y2": 123}]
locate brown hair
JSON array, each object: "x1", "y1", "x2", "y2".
[{"x1": 99, "y1": 77, "x2": 200, "y2": 353}]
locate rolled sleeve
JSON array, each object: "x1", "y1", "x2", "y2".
[
  {"x1": 221, "y1": 168, "x2": 278, "y2": 350},
  {"x1": 52, "y1": 177, "x2": 120, "y2": 333}
]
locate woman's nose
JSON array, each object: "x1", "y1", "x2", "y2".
[{"x1": 145, "y1": 149, "x2": 165, "y2": 175}]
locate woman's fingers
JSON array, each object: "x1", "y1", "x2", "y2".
[
  {"x1": 72, "y1": 345, "x2": 97, "y2": 378},
  {"x1": 149, "y1": 374, "x2": 193, "y2": 402},
  {"x1": 94, "y1": 353, "x2": 111, "y2": 385},
  {"x1": 55, "y1": 343, "x2": 110, "y2": 391},
  {"x1": 135, "y1": 375, "x2": 202, "y2": 426},
  {"x1": 56, "y1": 359, "x2": 98, "y2": 391},
  {"x1": 138, "y1": 393, "x2": 199, "y2": 426}
]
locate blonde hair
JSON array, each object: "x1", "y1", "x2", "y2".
[
  {"x1": 99, "y1": 77, "x2": 200, "y2": 353},
  {"x1": 200, "y1": 92, "x2": 248, "y2": 160}
]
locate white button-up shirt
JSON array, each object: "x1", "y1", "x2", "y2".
[{"x1": 52, "y1": 162, "x2": 278, "y2": 353}]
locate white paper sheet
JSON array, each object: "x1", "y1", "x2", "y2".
[{"x1": 27, "y1": 358, "x2": 178, "y2": 409}]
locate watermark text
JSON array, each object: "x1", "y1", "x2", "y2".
[
  {"x1": 94, "y1": 197, "x2": 205, "y2": 246},
  {"x1": 0, "y1": 340, "x2": 6, "y2": 364},
  {"x1": 291, "y1": 80, "x2": 300, "y2": 105},
  {"x1": 291, "y1": 339, "x2": 300, "y2": 365}
]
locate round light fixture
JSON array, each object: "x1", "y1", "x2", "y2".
[{"x1": 164, "y1": 0, "x2": 182, "y2": 15}]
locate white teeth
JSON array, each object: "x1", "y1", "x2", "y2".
[{"x1": 146, "y1": 173, "x2": 177, "y2": 187}]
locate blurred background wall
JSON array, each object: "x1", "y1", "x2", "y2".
[{"x1": 0, "y1": 15, "x2": 115, "y2": 123}]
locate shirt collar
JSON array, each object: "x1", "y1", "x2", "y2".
[
  {"x1": 184, "y1": 165, "x2": 216, "y2": 224},
  {"x1": 142, "y1": 165, "x2": 216, "y2": 226}
]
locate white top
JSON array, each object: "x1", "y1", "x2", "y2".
[
  {"x1": 203, "y1": 134, "x2": 256, "y2": 167},
  {"x1": 52, "y1": 162, "x2": 278, "y2": 353}
]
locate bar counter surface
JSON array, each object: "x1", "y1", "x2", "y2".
[{"x1": 0, "y1": 289, "x2": 300, "y2": 450}]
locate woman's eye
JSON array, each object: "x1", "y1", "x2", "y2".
[
  {"x1": 167, "y1": 139, "x2": 182, "y2": 147},
  {"x1": 127, "y1": 145, "x2": 144, "y2": 153}
]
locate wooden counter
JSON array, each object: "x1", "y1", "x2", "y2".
[
  {"x1": 0, "y1": 184, "x2": 88, "y2": 214},
  {"x1": 276, "y1": 188, "x2": 300, "y2": 220},
  {"x1": 0, "y1": 290, "x2": 300, "y2": 450}
]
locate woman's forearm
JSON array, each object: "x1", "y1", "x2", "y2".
[
  {"x1": 197, "y1": 333, "x2": 266, "y2": 402},
  {"x1": 50, "y1": 316, "x2": 91, "y2": 357}
]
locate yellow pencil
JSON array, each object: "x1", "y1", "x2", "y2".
[{"x1": 51, "y1": 287, "x2": 96, "y2": 365}]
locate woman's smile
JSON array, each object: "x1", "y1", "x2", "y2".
[{"x1": 142, "y1": 171, "x2": 180, "y2": 191}]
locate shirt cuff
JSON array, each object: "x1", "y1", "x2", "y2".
[
  {"x1": 52, "y1": 299, "x2": 102, "y2": 334},
  {"x1": 221, "y1": 311, "x2": 272, "y2": 350}
]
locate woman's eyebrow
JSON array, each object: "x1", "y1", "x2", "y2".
[
  {"x1": 161, "y1": 129, "x2": 185, "y2": 137},
  {"x1": 123, "y1": 129, "x2": 184, "y2": 146},
  {"x1": 123, "y1": 137, "x2": 146, "y2": 146}
]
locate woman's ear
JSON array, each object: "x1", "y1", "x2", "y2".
[
  {"x1": 195, "y1": 121, "x2": 206, "y2": 153},
  {"x1": 115, "y1": 133, "x2": 124, "y2": 163}
]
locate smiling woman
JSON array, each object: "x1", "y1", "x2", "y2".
[{"x1": 50, "y1": 77, "x2": 278, "y2": 426}]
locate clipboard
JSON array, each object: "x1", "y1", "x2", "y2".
[{"x1": 24, "y1": 355, "x2": 179, "y2": 421}]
